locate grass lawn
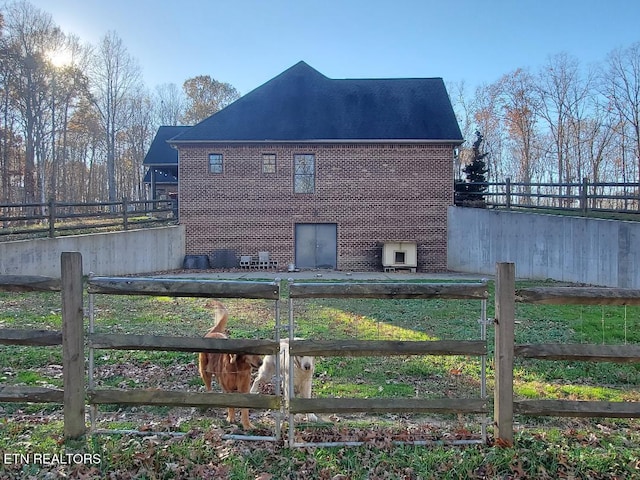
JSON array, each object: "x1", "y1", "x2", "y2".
[{"x1": 0, "y1": 278, "x2": 639, "y2": 479}]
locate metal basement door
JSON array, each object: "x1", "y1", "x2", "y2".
[{"x1": 294, "y1": 223, "x2": 337, "y2": 269}]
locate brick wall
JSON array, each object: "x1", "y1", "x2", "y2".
[{"x1": 178, "y1": 143, "x2": 454, "y2": 271}]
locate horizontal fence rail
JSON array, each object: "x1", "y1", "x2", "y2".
[
  {"x1": 0, "y1": 385, "x2": 64, "y2": 403},
  {"x1": 87, "y1": 277, "x2": 280, "y2": 299},
  {"x1": 0, "y1": 328, "x2": 62, "y2": 346},
  {"x1": 88, "y1": 390, "x2": 280, "y2": 411},
  {"x1": 513, "y1": 400, "x2": 640, "y2": 418},
  {"x1": 516, "y1": 287, "x2": 640, "y2": 305},
  {"x1": 0, "y1": 198, "x2": 176, "y2": 240},
  {"x1": 514, "y1": 344, "x2": 640, "y2": 363},
  {"x1": 89, "y1": 334, "x2": 278, "y2": 355},
  {"x1": 0, "y1": 275, "x2": 62, "y2": 292},
  {"x1": 288, "y1": 281, "x2": 489, "y2": 299},
  {"x1": 289, "y1": 339, "x2": 487, "y2": 357},
  {"x1": 290, "y1": 398, "x2": 488, "y2": 415},
  {"x1": 457, "y1": 178, "x2": 640, "y2": 215}
]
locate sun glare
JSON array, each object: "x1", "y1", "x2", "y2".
[{"x1": 47, "y1": 48, "x2": 72, "y2": 68}]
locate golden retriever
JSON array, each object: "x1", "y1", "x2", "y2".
[
  {"x1": 250, "y1": 337, "x2": 318, "y2": 422},
  {"x1": 198, "y1": 300, "x2": 263, "y2": 429}
]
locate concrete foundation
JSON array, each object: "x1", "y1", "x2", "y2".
[
  {"x1": 448, "y1": 207, "x2": 640, "y2": 288},
  {"x1": 0, "y1": 225, "x2": 185, "y2": 277}
]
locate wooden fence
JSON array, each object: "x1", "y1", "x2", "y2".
[
  {"x1": 285, "y1": 281, "x2": 490, "y2": 447},
  {"x1": 0, "y1": 198, "x2": 176, "y2": 239},
  {"x1": 457, "y1": 178, "x2": 640, "y2": 215},
  {"x1": 493, "y1": 263, "x2": 640, "y2": 444},
  {"x1": 85, "y1": 273, "x2": 282, "y2": 440},
  {"x1": 1, "y1": 255, "x2": 639, "y2": 447}
]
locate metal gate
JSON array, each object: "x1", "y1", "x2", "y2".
[{"x1": 294, "y1": 223, "x2": 337, "y2": 269}]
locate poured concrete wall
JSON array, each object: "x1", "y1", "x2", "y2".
[
  {"x1": 0, "y1": 225, "x2": 185, "y2": 278},
  {"x1": 448, "y1": 207, "x2": 640, "y2": 288}
]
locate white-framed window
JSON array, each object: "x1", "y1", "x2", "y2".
[
  {"x1": 294, "y1": 154, "x2": 315, "y2": 193},
  {"x1": 262, "y1": 154, "x2": 276, "y2": 174},
  {"x1": 209, "y1": 153, "x2": 223, "y2": 174}
]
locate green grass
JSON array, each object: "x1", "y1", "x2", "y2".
[{"x1": 1, "y1": 280, "x2": 639, "y2": 479}]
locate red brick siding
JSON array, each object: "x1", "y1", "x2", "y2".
[{"x1": 178, "y1": 143, "x2": 454, "y2": 271}]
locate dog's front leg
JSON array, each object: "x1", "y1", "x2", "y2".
[
  {"x1": 227, "y1": 407, "x2": 235, "y2": 424},
  {"x1": 300, "y1": 375, "x2": 318, "y2": 422},
  {"x1": 238, "y1": 371, "x2": 255, "y2": 429},
  {"x1": 250, "y1": 359, "x2": 274, "y2": 394},
  {"x1": 239, "y1": 408, "x2": 253, "y2": 430}
]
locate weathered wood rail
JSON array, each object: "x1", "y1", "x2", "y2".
[
  {"x1": 288, "y1": 281, "x2": 489, "y2": 300},
  {"x1": 87, "y1": 277, "x2": 280, "y2": 299}
]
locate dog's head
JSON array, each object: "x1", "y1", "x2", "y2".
[
  {"x1": 293, "y1": 355, "x2": 314, "y2": 372},
  {"x1": 229, "y1": 353, "x2": 263, "y2": 370}
]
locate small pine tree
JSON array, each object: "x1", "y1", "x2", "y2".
[{"x1": 455, "y1": 131, "x2": 489, "y2": 207}]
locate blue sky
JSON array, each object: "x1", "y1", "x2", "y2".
[{"x1": 26, "y1": 0, "x2": 640, "y2": 96}]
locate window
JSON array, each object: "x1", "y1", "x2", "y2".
[
  {"x1": 294, "y1": 154, "x2": 315, "y2": 193},
  {"x1": 209, "y1": 153, "x2": 223, "y2": 174},
  {"x1": 262, "y1": 154, "x2": 276, "y2": 174}
]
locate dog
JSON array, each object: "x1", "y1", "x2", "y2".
[
  {"x1": 198, "y1": 300, "x2": 263, "y2": 429},
  {"x1": 250, "y1": 337, "x2": 318, "y2": 422}
]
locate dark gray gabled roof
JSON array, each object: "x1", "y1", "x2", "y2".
[
  {"x1": 143, "y1": 125, "x2": 191, "y2": 166},
  {"x1": 170, "y1": 61, "x2": 463, "y2": 143}
]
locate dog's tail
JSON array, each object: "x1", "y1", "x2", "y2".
[{"x1": 205, "y1": 300, "x2": 229, "y2": 334}]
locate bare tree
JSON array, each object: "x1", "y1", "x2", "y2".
[
  {"x1": 492, "y1": 69, "x2": 541, "y2": 197},
  {"x1": 0, "y1": 11, "x2": 19, "y2": 203},
  {"x1": 603, "y1": 42, "x2": 640, "y2": 186},
  {"x1": 472, "y1": 83, "x2": 507, "y2": 183},
  {"x1": 121, "y1": 86, "x2": 154, "y2": 200},
  {"x1": 154, "y1": 82, "x2": 186, "y2": 126},
  {"x1": 66, "y1": 97, "x2": 104, "y2": 202},
  {"x1": 88, "y1": 30, "x2": 141, "y2": 202},
  {"x1": 182, "y1": 75, "x2": 239, "y2": 124},
  {"x1": 47, "y1": 34, "x2": 91, "y2": 201},
  {"x1": 4, "y1": 0, "x2": 63, "y2": 207},
  {"x1": 536, "y1": 53, "x2": 594, "y2": 204}
]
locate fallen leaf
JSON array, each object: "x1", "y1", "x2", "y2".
[{"x1": 495, "y1": 437, "x2": 513, "y2": 448}]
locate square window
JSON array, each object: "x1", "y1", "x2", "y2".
[
  {"x1": 209, "y1": 153, "x2": 223, "y2": 174},
  {"x1": 262, "y1": 154, "x2": 276, "y2": 174}
]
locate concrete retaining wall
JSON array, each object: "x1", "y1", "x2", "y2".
[
  {"x1": 448, "y1": 206, "x2": 640, "y2": 288},
  {"x1": 0, "y1": 225, "x2": 185, "y2": 278}
]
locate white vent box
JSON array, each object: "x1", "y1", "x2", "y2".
[{"x1": 382, "y1": 241, "x2": 417, "y2": 272}]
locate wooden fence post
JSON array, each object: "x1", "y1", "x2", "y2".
[
  {"x1": 122, "y1": 197, "x2": 129, "y2": 231},
  {"x1": 581, "y1": 177, "x2": 589, "y2": 215},
  {"x1": 61, "y1": 252, "x2": 85, "y2": 440},
  {"x1": 505, "y1": 177, "x2": 511, "y2": 210},
  {"x1": 494, "y1": 262, "x2": 515, "y2": 445},
  {"x1": 48, "y1": 198, "x2": 56, "y2": 238}
]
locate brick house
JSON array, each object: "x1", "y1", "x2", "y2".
[{"x1": 169, "y1": 61, "x2": 463, "y2": 271}]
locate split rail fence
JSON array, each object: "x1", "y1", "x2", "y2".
[{"x1": 1, "y1": 254, "x2": 639, "y2": 447}]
